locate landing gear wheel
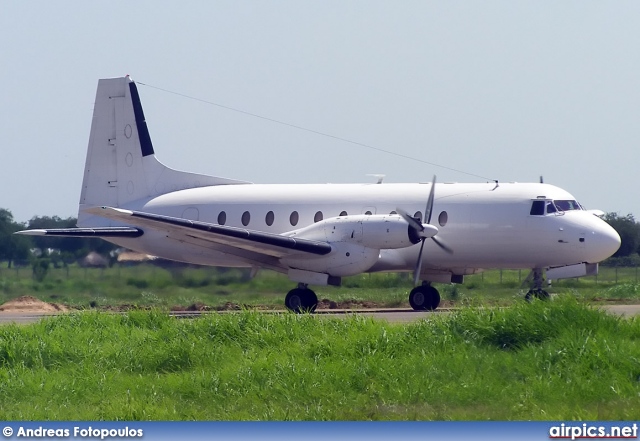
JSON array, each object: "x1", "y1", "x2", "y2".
[
  {"x1": 285, "y1": 288, "x2": 318, "y2": 313},
  {"x1": 409, "y1": 285, "x2": 441, "y2": 311},
  {"x1": 524, "y1": 289, "x2": 550, "y2": 302}
]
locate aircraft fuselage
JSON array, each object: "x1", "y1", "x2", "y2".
[{"x1": 103, "y1": 181, "x2": 619, "y2": 277}]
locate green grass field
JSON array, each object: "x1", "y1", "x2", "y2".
[
  {"x1": 0, "y1": 297, "x2": 638, "y2": 420},
  {"x1": 0, "y1": 263, "x2": 639, "y2": 310}
]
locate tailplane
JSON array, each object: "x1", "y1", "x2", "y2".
[{"x1": 78, "y1": 76, "x2": 249, "y2": 226}]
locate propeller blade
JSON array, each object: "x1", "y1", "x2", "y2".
[
  {"x1": 413, "y1": 239, "x2": 426, "y2": 286},
  {"x1": 424, "y1": 175, "x2": 436, "y2": 225},
  {"x1": 396, "y1": 208, "x2": 424, "y2": 233},
  {"x1": 403, "y1": 175, "x2": 453, "y2": 286},
  {"x1": 432, "y1": 237, "x2": 453, "y2": 254}
]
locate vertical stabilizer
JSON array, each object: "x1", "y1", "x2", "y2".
[{"x1": 78, "y1": 76, "x2": 249, "y2": 226}]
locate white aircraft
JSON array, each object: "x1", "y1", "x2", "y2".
[{"x1": 18, "y1": 76, "x2": 621, "y2": 312}]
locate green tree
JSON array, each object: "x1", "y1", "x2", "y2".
[
  {"x1": 0, "y1": 208, "x2": 31, "y2": 267},
  {"x1": 32, "y1": 257, "x2": 50, "y2": 282}
]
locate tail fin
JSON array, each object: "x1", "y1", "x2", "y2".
[{"x1": 78, "y1": 76, "x2": 249, "y2": 226}]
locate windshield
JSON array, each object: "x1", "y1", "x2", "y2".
[
  {"x1": 530, "y1": 199, "x2": 583, "y2": 216},
  {"x1": 554, "y1": 200, "x2": 583, "y2": 211}
]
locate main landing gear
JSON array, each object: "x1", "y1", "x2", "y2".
[
  {"x1": 409, "y1": 282, "x2": 441, "y2": 311},
  {"x1": 524, "y1": 268, "x2": 550, "y2": 301},
  {"x1": 285, "y1": 284, "x2": 318, "y2": 313},
  {"x1": 284, "y1": 282, "x2": 442, "y2": 313}
]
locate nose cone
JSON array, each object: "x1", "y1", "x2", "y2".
[{"x1": 587, "y1": 219, "x2": 621, "y2": 263}]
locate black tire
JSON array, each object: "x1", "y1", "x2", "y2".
[
  {"x1": 525, "y1": 289, "x2": 550, "y2": 302},
  {"x1": 285, "y1": 288, "x2": 318, "y2": 313},
  {"x1": 409, "y1": 287, "x2": 427, "y2": 310},
  {"x1": 285, "y1": 288, "x2": 304, "y2": 312},
  {"x1": 303, "y1": 289, "x2": 318, "y2": 313},
  {"x1": 425, "y1": 286, "x2": 441, "y2": 310},
  {"x1": 409, "y1": 286, "x2": 440, "y2": 311},
  {"x1": 535, "y1": 289, "x2": 550, "y2": 300}
]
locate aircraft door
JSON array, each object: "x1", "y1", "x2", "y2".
[{"x1": 182, "y1": 207, "x2": 199, "y2": 221}]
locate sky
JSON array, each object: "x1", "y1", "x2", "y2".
[{"x1": 1, "y1": 1, "x2": 639, "y2": 223}]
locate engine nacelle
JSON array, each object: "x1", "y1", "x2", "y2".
[
  {"x1": 280, "y1": 214, "x2": 420, "y2": 277},
  {"x1": 281, "y1": 241, "x2": 380, "y2": 277},
  {"x1": 287, "y1": 214, "x2": 419, "y2": 249}
]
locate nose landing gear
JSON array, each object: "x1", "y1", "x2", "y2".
[{"x1": 524, "y1": 268, "x2": 550, "y2": 301}]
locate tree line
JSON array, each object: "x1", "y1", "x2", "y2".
[
  {"x1": 1, "y1": 208, "x2": 640, "y2": 268},
  {"x1": 0, "y1": 208, "x2": 116, "y2": 268}
]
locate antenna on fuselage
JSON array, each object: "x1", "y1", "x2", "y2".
[
  {"x1": 366, "y1": 174, "x2": 385, "y2": 184},
  {"x1": 540, "y1": 176, "x2": 544, "y2": 184}
]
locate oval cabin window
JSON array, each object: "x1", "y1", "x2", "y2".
[
  {"x1": 314, "y1": 211, "x2": 323, "y2": 223},
  {"x1": 438, "y1": 211, "x2": 448, "y2": 227},
  {"x1": 290, "y1": 211, "x2": 299, "y2": 226},
  {"x1": 217, "y1": 211, "x2": 226, "y2": 225},
  {"x1": 242, "y1": 211, "x2": 250, "y2": 226},
  {"x1": 266, "y1": 211, "x2": 275, "y2": 226}
]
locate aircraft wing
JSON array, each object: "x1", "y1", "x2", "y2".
[{"x1": 83, "y1": 206, "x2": 333, "y2": 259}]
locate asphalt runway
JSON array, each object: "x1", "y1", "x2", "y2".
[{"x1": 0, "y1": 304, "x2": 639, "y2": 325}]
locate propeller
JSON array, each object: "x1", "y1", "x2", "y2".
[{"x1": 397, "y1": 175, "x2": 453, "y2": 286}]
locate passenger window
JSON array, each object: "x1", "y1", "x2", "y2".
[
  {"x1": 365, "y1": 211, "x2": 372, "y2": 215},
  {"x1": 339, "y1": 211, "x2": 348, "y2": 217},
  {"x1": 218, "y1": 211, "x2": 226, "y2": 225},
  {"x1": 438, "y1": 211, "x2": 448, "y2": 227},
  {"x1": 530, "y1": 201, "x2": 545, "y2": 216},
  {"x1": 242, "y1": 211, "x2": 250, "y2": 226},
  {"x1": 414, "y1": 211, "x2": 423, "y2": 222},
  {"x1": 290, "y1": 211, "x2": 299, "y2": 226},
  {"x1": 390, "y1": 211, "x2": 397, "y2": 215},
  {"x1": 314, "y1": 211, "x2": 323, "y2": 223},
  {"x1": 266, "y1": 211, "x2": 274, "y2": 226}
]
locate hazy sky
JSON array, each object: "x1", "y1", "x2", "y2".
[{"x1": 2, "y1": 1, "x2": 639, "y2": 223}]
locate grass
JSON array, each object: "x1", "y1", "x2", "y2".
[
  {"x1": 0, "y1": 297, "x2": 638, "y2": 420},
  {"x1": 1, "y1": 263, "x2": 640, "y2": 310}
]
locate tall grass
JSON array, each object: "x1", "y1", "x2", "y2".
[
  {"x1": 2, "y1": 263, "x2": 640, "y2": 309},
  {"x1": 0, "y1": 297, "x2": 638, "y2": 420}
]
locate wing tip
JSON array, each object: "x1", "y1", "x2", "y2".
[{"x1": 14, "y1": 229, "x2": 47, "y2": 236}]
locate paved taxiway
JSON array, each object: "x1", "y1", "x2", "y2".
[{"x1": 0, "y1": 304, "x2": 639, "y2": 325}]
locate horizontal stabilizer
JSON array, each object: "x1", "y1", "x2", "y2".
[{"x1": 15, "y1": 226, "x2": 143, "y2": 238}]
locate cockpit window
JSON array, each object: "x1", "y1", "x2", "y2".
[
  {"x1": 546, "y1": 201, "x2": 557, "y2": 214},
  {"x1": 530, "y1": 200, "x2": 545, "y2": 216},
  {"x1": 554, "y1": 200, "x2": 582, "y2": 211}
]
